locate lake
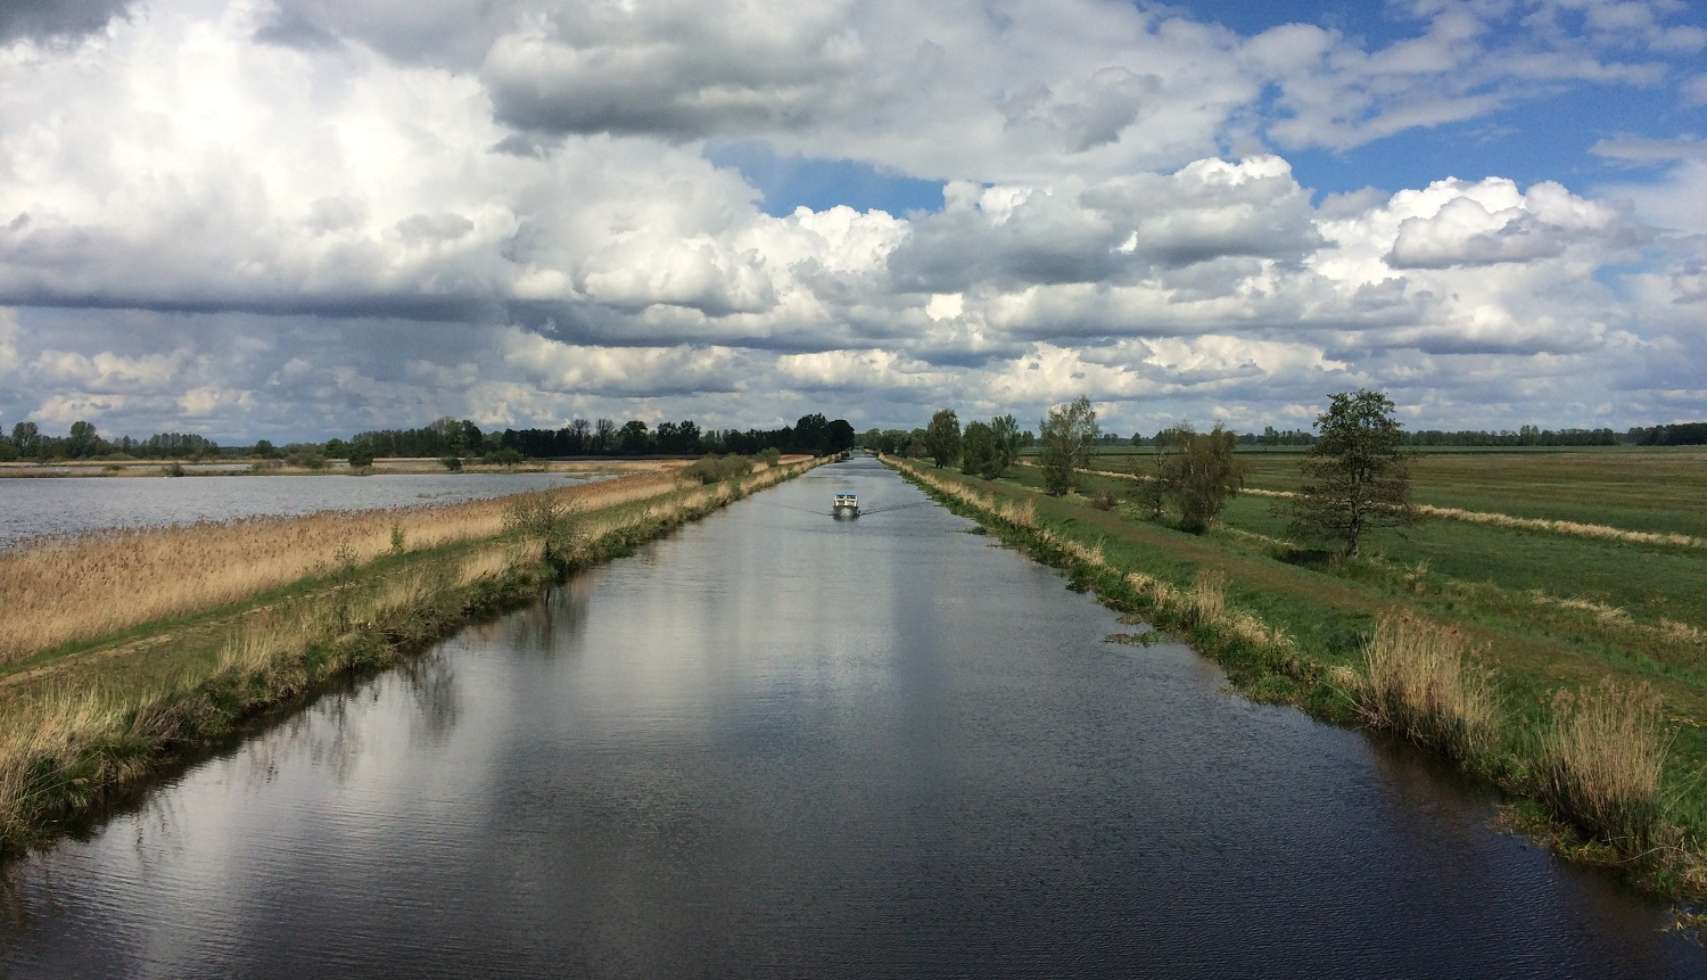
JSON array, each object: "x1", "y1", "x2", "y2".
[
  {"x1": 0, "y1": 471, "x2": 613, "y2": 548},
  {"x1": 0, "y1": 457, "x2": 1696, "y2": 977}
]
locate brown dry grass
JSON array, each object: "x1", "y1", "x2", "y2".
[
  {"x1": 1358, "y1": 614, "x2": 1495, "y2": 761},
  {"x1": 1539, "y1": 679, "x2": 1671, "y2": 848},
  {"x1": 0, "y1": 471, "x2": 686, "y2": 665}
]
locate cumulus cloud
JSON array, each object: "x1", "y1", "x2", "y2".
[{"x1": 0, "y1": 0, "x2": 1702, "y2": 438}]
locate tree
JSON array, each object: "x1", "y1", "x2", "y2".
[
  {"x1": 12, "y1": 421, "x2": 39, "y2": 456},
  {"x1": 67, "y1": 420, "x2": 99, "y2": 458},
  {"x1": 253, "y1": 439, "x2": 276, "y2": 458},
  {"x1": 794, "y1": 413, "x2": 830, "y2": 453},
  {"x1": 347, "y1": 449, "x2": 375, "y2": 469},
  {"x1": 1288, "y1": 389, "x2": 1416, "y2": 557},
  {"x1": 925, "y1": 409, "x2": 961, "y2": 468},
  {"x1": 618, "y1": 419, "x2": 651, "y2": 453},
  {"x1": 594, "y1": 418, "x2": 616, "y2": 453},
  {"x1": 826, "y1": 418, "x2": 855, "y2": 453},
  {"x1": 989, "y1": 414, "x2": 1020, "y2": 477},
  {"x1": 961, "y1": 421, "x2": 996, "y2": 477},
  {"x1": 1161, "y1": 425, "x2": 1244, "y2": 532},
  {"x1": 1141, "y1": 427, "x2": 1184, "y2": 520},
  {"x1": 1038, "y1": 396, "x2": 1096, "y2": 495}
]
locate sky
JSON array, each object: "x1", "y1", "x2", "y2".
[{"x1": 0, "y1": 0, "x2": 1704, "y2": 441}]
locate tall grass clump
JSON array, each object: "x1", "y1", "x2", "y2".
[
  {"x1": 1358, "y1": 614, "x2": 1494, "y2": 761},
  {"x1": 1538, "y1": 679, "x2": 1669, "y2": 849}
]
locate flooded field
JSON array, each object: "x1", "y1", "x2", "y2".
[{"x1": 0, "y1": 472, "x2": 613, "y2": 548}]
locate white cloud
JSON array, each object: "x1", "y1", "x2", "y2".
[{"x1": 0, "y1": 0, "x2": 1701, "y2": 438}]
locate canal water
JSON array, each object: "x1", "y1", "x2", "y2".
[{"x1": 1, "y1": 457, "x2": 1698, "y2": 977}]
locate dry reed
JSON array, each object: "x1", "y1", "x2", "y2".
[
  {"x1": 1357, "y1": 614, "x2": 1494, "y2": 761},
  {"x1": 1538, "y1": 679, "x2": 1670, "y2": 848},
  {"x1": 0, "y1": 471, "x2": 685, "y2": 664}
]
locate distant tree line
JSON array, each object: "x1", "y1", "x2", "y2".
[
  {"x1": 0, "y1": 412, "x2": 859, "y2": 464},
  {"x1": 1125, "y1": 424, "x2": 1632, "y2": 448},
  {"x1": 0, "y1": 420, "x2": 222, "y2": 461},
  {"x1": 1627, "y1": 422, "x2": 1707, "y2": 446}
]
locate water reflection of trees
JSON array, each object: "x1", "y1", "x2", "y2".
[
  {"x1": 492, "y1": 569, "x2": 599, "y2": 657},
  {"x1": 399, "y1": 650, "x2": 461, "y2": 745}
]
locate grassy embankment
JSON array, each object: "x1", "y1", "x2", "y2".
[
  {"x1": 0, "y1": 455, "x2": 823, "y2": 856},
  {"x1": 884, "y1": 449, "x2": 1707, "y2": 899}
]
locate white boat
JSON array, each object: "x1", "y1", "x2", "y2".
[{"x1": 832, "y1": 491, "x2": 859, "y2": 518}]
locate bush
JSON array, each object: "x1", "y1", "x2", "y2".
[
  {"x1": 684, "y1": 454, "x2": 754, "y2": 485},
  {"x1": 347, "y1": 450, "x2": 375, "y2": 470},
  {"x1": 1088, "y1": 489, "x2": 1118, "y2": 511},
  {"x1": 286, "y1": 451, "x2": 327, "y2": 470},
  {"x1": 504, "y1": 495, "x2": 581, "y2": 566},
  {"x1": 440, "y1": 456, "x2": 463, "y2": 472},
  {"x1": 758, "y1": 448, "x2": 781, "y2": 466},
  {"x1": 164, "y1": 461, "x2": 186, "y2": 478},
  {"x1": 481, "y1": 448, "x2": 524, "y2": 467}
]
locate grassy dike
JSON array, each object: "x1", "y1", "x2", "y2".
[
  {"x1": 0, "y1": 456, "x2": 826, "y2": 859},
  {"x1": 882, "y1": 454, "x2": 1707, "y2": 904}
]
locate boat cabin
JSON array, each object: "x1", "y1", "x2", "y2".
[{"x1": 833, "y1": 491, "x2": 859, "y2": 517}]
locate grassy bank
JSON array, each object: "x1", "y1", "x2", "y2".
[
  {"x1": 883, "y1": 454, "x2": 1707, "y2": 900},
  {"x1": 0, "y1": 456, "x2": 824, "y2": 858}
]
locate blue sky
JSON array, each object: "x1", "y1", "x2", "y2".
[{"x1": 0, "y1": 0, "x2": 1704, "y2": 440}]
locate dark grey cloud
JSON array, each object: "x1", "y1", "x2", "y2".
[
  {"x1": 0, "y1": 0, "x2": 132, "y2": 43},
  {"x1": 252, "y1": 9, "x2": 341, "y2": 50}
]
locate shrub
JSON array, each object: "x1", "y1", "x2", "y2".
[
  {"x1": 684, "y1": 454, "x2": 754, "y2": 485},
  {"x1": 758, "y1": 448, "x2": 781, "y2": 466},
  {"x1": 347, "y1": 450, "x2": 375, "y2": 470},
  {"x1": 1538, "y1": 679, "x2": 1668, "y2": 848},
  {"x1": 286, "y1": 451, "x2": 327, "y2": 470},
  {"x1": 1358, "y1": 614, "x2": 1493, "y2": 761},
  {"x1": 164, "y1": 461, "x2": 186, "y2": 478},
  {"x1": 1089, "y1": 489, "x2": 1118, "y2": 511},
  {"x1": 440, "y1": 456, "x2": 463, "y2": 472},
  {"x1": 504, "y1": 495, "x2": 581, "y2": 566},
  {"x1": 482, "y1": 448, "x2": 524, "y2": 467}
]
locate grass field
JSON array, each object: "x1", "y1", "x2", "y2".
[{"x1": 889, "y1": 447, "x2": 1707, "y2": 897}]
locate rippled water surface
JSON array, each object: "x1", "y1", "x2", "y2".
[
  {"x1": 1, "y1": 458, "x2": 1698, "y2": 978},
  {"x1": 0, "y1": 471, "x2": 611, "y2": 547}
]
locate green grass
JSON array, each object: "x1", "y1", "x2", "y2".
[
  {"x1": 1081, "y1": 445, "x2": 1707, "y2": 537},
  {"x1": 899, "y1": 453, "x2": 1707, "y2": 897}
]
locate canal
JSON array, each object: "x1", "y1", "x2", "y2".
[{"x1": 1, "y1": 456, "x2": 1697, "y2": 977}]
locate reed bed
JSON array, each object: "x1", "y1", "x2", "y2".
[
  {"x1": 1357, "y1": 614, "x2": 1494, "y2": 761},
  {"x1": 1538, "y1": 679, "x2": 1670, "y2": 849},
  {"x1": 0, "y1": 471, "x2": 685, "y2": 664}
]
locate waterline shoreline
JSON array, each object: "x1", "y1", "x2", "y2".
[
  {"x1": 882, "y1": 454, "x2": 1707, "y2": 907},
  {"x1": 0, "y1": 456, "x2": 826, "y2": 859}
]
